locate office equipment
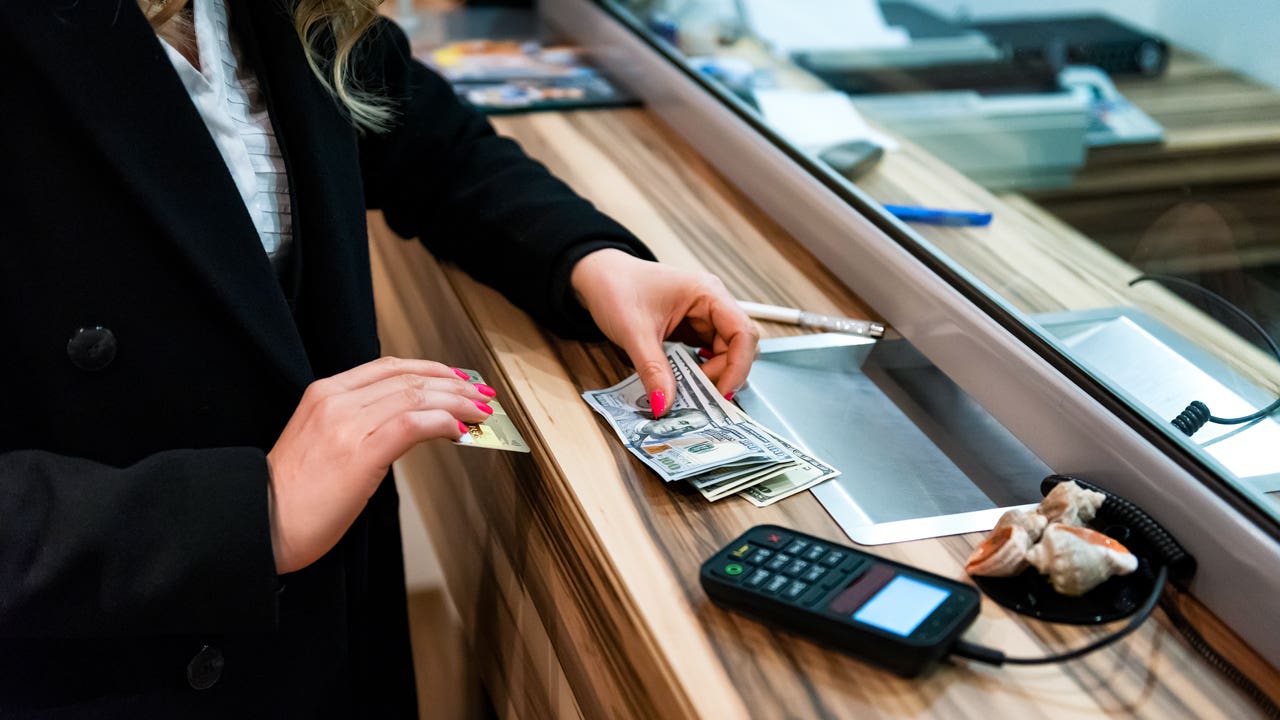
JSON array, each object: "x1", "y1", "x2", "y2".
[
  {"x1": 971, "y1": 14, "x2": 1169, "y2": 78},
  {"x1": 789, "y1": 1, "x2": 1002, "y2": 73},
  {"x1": 849, "y1": 88, "x2": 1090, "y2": 190},
  {"x1": 1059, "y1": 65, "x2": 1164, "y2": 147},
  {"x1": 739, "y1": 0, "x2": 908, "y2": 55},
  {"x1": 701, "y1": 524, "x2": 981, "y2": 677}
]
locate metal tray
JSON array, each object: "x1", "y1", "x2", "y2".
[{"x1": 736, "y1": 334, "x2": 1047, "y2": 545}]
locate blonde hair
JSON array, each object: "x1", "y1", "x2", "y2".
[{"x1": 142, "y1": 0, "x2": 392, "y2": 131}]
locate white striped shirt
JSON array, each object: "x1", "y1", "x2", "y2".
[{"x1": 159, "y1": 0, "x2": 292, "y2": 260}]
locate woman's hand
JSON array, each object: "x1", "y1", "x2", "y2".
[
  {"x1": 571, "y1": 249, "x2": 758, "y2": 416},
  {"x1": 266, "y1": 357, "x2": 496, "y2": 574}
]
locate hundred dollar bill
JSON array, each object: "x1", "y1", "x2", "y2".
[
  {"x1": 700, "y1": 378, "x2": 841, "y2": 505},
  {"x1": 738, "y1": 433, "x2": 839, "y2": 507},
  {"x1": 689, "y1": 459, "x2": 780, "y2": 489},
  {"x1": 582, "y1": 345, "x2": 794, "y2": 482},
  {"x1": 699, "y1": 461, "x2": 798, "y2": 502},
  {"x1": 452, "y1": 368, "x2": 531, "y2": 453}
]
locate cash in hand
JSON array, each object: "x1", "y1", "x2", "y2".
[{"x1": 582, "y1": 346, "x2": 839, "y2": 506}]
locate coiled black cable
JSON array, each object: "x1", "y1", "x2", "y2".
[{"x1": 1128, "y1": 273, "x2": 1280, "y2": 436}]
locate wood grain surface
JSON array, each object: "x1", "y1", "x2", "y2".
[{"x1": 370, "y1": 106, "x2": 1280, "y2": 718}]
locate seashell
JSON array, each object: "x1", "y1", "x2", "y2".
[
  {"x1": 1038, "y1": 481, "x2": 1106, "y2": 527},
  {"x1": 966, "y1": 525, "x2": 1034, "y2": 577},
  {"x1": 993, "y1": 508, "x2": 1048, "y2": 544},
  {"x1": 1026, "y1": 523, "x2": 1139, "y2": 596}
]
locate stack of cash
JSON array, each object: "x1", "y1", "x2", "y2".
[{"x1": 583, "y1": 346, "x2": 840, "y2": 506}]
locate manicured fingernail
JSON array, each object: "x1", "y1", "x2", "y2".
[
  {"x1": 649, "y1": 391, "x2": 667, "y2": 418},
  {"x1": 697, "y1": 347, "x2": 714, "y2": 360},
  {"x1": 474, "y1": 383, "x2": 497, "y2": 397},
  {"x1": 474, "y1": 401, "x2": 493, "y2": 415},
  {"x1": 452, "y1": 368, "x2": 469, "y2": 380},
  {"x1": 457, "y1": 420, "x2": 469, "y2": 435},
  {"x1": 724, "y1": 392, "x2": 735, "y2": 402}
]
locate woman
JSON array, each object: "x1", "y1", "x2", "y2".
[{"x1": 0, "y1": 0, "x2": 756, "y2": 717}]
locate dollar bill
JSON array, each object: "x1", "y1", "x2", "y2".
[
  {"x1": 711, "y1": 376, "x2": 842, "y2": 505},
  {"x1": 738, "y1": 433, "x2": 839, "y2": 507},
  {"x1": 582, "y1": 344, "x2": 839, "y2": 507},
  {"x1": 452, "y1": 368, "x2": 531, "y2": 453},
  {"x1": 582, "y1": 346, "x2": 794, "y2": 482},
  {"x1": 699, "y1": 462, "x2": 798, "y2": 502}
]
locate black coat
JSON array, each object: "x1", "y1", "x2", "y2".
[{"x1": 0, "y1": 2, "x2": 651, "y2": 717}]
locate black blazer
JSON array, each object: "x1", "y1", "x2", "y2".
[{"x1": 0, "y1": 2, "x2": 652, "y2": 717}]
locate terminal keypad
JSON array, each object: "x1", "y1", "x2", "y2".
[{"x1": 710, "y1": 528, "x2": 867, "y2": 605}]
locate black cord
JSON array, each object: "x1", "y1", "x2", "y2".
[
  {"x1": 951, "y1": 565, "x2": 1168, "y2": 666},
  {"x1": 1158, "y1": 592, "x2": 1280, "y2": 719},
  {"x1": 1128, "y1": 273, "x2": 1280, "y2": 436}
]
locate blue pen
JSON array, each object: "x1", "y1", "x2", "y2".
[{"x1": 882, "y1": 204, "x2": 992, "y2": 227}]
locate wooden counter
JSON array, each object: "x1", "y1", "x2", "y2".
[{"x1": 369, "y1": 107, "x2": 1279, "y2": 718}]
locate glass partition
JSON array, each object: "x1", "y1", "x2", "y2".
[{"x1": 600, "y1": 0, "x2": 1280, "y2": 526}]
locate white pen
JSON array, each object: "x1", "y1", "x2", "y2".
[{"x1": 737, "y1": 301, "x2": 885, "y2": 338}]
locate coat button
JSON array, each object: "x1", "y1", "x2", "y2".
[
  {"x1": 186, "y1": 644, "x2": 224, "y2": 690},
  {"x1": 66, "y1": 326, "x2": 117, "y2": 371}
]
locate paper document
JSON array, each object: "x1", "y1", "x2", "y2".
[
  {"x1": 754, "y1": 89, "x2": 899, "y2": 154},
  {"x1": 742, "y1": 0, "x2": 908, "y2": 54}
]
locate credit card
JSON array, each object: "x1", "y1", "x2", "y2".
[{"x1": 453, "y1": 367, "x2": 531, "y2": 453}]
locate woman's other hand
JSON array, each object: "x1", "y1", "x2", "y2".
[
  {"x1": 571, "y1": 249, "x2": 758, "y2": 417},
  {"x1": 266, "y1": 357, "x2": 496, "y2": 574}
]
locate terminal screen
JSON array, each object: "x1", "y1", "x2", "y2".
[{"x1": 852, "y1": 575, "x2": 950, "y2": 636}]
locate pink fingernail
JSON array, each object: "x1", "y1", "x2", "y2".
[
  {"x1": 452, "y1": 368, "x2": 469, "y2": 380},
  {"x1": 697, "y1": 347, "x2": 714, "y2": 360},
  {"x1": 474, "y1": 383, "x2": 497, "y2": 397},
  {"x1": 457, "y1": 420, "x2": 469, "y2": 436},
  {"x1": 724, "y1": 392, "x2": 735, "y2": 402},
  {"x1": 475, "y1": 401, "x2": 494, "y2": 415},
  {"x1": 649, "y1": 391, "x2": 667, "y2": 418}
]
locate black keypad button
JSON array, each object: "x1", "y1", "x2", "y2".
[
  {"x1": 744, "y1": 569, "x2": 771, "y2": 588},
  {"x1": 803, "y1": 545, "x2": 827, "y2": 562},
  {"x1": 837, "y1": 556, "x2": 868, "y2": 575},
  {"x1": 800, "y1": 584, "x2": 831, "y2": 607},
  {"x1": 748, "y1": 548, "x2": 775, "y2": 565},
  {"x1": 763, "y1": 574, "x2": 788, "y2": 595},
  {"x1": 784, "y1": 558, "x2": 811, "y2": 577},
  {"x1": 920, "y1": 616, "x2": 947, "y2": 637},
  {"x1": 820, "y1": 550, "x2": 846, "y2": 567},
  {"x1": 801, "y1": 565, "x2": 826, "y2": 584},
  {"x1": 765, "y1": 553, "x2": 791, "y2": 572},
  {"x1": 754, "y1": 530, "x2": 790, "y2": 548},
  {"x1": 785, "y1": 538, "x2": 811, "y2": 555},
  {"x1": 783, "y1": 580, "x2": 809, "y2": 600}
]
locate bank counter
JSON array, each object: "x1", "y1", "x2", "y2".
[{"x1": 371, "y1": 4, "x2": 1280, "y2": 718}]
